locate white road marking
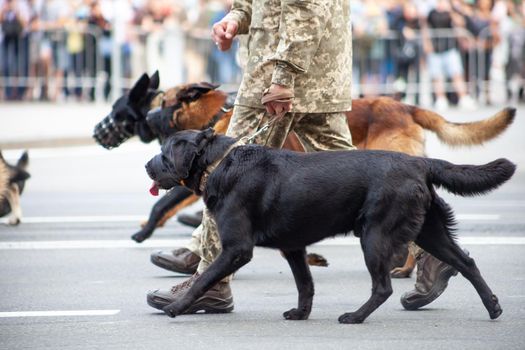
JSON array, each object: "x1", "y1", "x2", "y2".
[
  {"x1": 314, "y1": 236, "x2": 525, "y2": 246},
  {"x1": 2, "y1": 142, "x2": 158, "y2": 160},
  {"x1": 0, "y1": 213, "x2": 504, "y2": 225},
  {"x1": 0, "y1": 239, "x2": 188, "y2": 250},
  {"x1": 0, "y1": 237, "x2": 524, "y2": 250},
  {"x1": 0, "y1": 310, "x2": 120, "y2": 318},
  {"x1": 456, "y1": 214, "x2": 500, "y2": 220},
  {"x1": 1, "y1": 215, "x2": 147, "y2": 224}
]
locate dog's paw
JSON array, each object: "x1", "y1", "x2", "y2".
[
  {"x1": 283, "y1": 308, "x2": 309, "y2": 320},
  {"x1": 338, "y1": 312, "x2": 364, "y2": 324},
  {"x1": 8, "y1": 218, "x2": 21, "y2": 226},
  {"x1": 390, "y1": 267, "x2": 411, "y2": 278},
  {"x1": 307, "y1": 253, "x2": 329, "y2": 267},
  {"x1": 131, "y1": 232, "x2": 146, "y2": 243},
  {"x1": 163, "y1": 304, "x2": 182, "y2": 318},
  {"x1": 488, "y1": 294, "x2": 502, "y2": 320}
]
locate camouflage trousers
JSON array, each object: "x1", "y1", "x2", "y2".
[{"x1": 186, "y1": 105, "x2": 355, "y2": 279}]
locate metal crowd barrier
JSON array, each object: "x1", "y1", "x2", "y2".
[
  {"x1": 0, "y1": 26, "x2": 103, "y2": 101},
  {"x1": 352, "y1": 28, "x2": 478, "y2": 103},
  {"x1": 1, "y1": 26, "x2": 488, "y2": 104}
]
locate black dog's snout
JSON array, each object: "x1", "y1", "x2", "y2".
[{"x1": 145, "y1": 160, "x2": 156, "y2": 180}]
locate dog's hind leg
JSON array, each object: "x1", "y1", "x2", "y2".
[
  {"x1": 339, "y1": 229, "x2": 394, "y2": 324},
  {"x1": 415, "y1": 199, "x2": 502, "y2": 320},
  {"x1": 282, "y1": 248, "x2": 314, "y2": 320}
]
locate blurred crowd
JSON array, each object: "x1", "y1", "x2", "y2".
[
  {"x1": 0, "y1": 0, "x2": 239, "y2": 102},
  {"x1": 1, "y1": 0, "x2": 524, "y2": 108},
  {"x1": 352, "y1": 0, "x2": 525, "y2": 108}
]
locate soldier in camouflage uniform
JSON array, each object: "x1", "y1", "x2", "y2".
[{"x1": 146, "y1": 0, "x2": 356, "y2": 313}]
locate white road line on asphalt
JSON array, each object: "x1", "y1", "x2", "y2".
[
  {"x1": 315, "y1": 236, "x2": 525, "y2": 246},
  {"x1": 0, "y1": 213, "x2": 503, "y2": 225},
  {"x1": 3, "y1": 143, "x2": 158, "y2": 160},
  {"x1": 0, "y1": 215, "x2": 147, "y2": 224},
  {"x1": 0, "y1": 310, "x2": 120, "y2": 318},
  {"x1": 0, "y1": 239, "x2": 189, "y2": 250},
  {"x1": 456, "y1": 214, "x2": 500, "y2": 220},
  {"x1": 0, "y1": 237, "x2": 524, "y2": 250}
]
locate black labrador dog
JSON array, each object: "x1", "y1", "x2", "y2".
[{"x1": 146, "y1": 129, "x2": 515, "y2": 323}]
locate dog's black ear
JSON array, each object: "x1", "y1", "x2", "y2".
[
  {"x1": 0, "y1": 151, "x2": 4, "y2": 162},
  {"x1": 196, "y1": 82, "x2": 220, "y2": 91},
  {"x1": 12, "y1": 169, "x2": 30, "y2": 182},
  {"x1": 172, "y1": 142, "x2": 197, "y2": 180},
  {"x1": 194, "y1": 128, "x2": 215, "y2": 154},
  {"x1": 177, "y1": 82, "x2": 220, "y2": 102},
  {"x1": 17, "y1": 151, "x2": 29, "y2": 169},
  {"x1": 149, "y1": 71, "x2": 160, "y2": 90},
  {"x1": 129, "y1": 73, "x2": 150, "y2": 102}
]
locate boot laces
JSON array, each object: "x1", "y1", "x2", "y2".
[{"x1": 170, "y1": 273, "x2": 199, "y2": 294}]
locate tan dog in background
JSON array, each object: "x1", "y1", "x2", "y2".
[{"x1": 0, "y1": 151, "x2": 30, "y2": 226}]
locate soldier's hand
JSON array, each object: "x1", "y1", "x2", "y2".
[
  {"x1": 211, "y1": 17, "x2": 238, "y2": 51},
  {"x1": 261, "y1": 84, "x2": 294, "y2": 118}
]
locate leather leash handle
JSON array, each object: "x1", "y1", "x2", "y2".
[
  {"x1": 261, "y1": 89, "x2": 294, "y2": 105},
  {"x1": 261, "y1": 88, "x2": 294, "y2": 121}
]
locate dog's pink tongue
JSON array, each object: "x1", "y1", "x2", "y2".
[{"x1": 149, "y1": 181, "x2": 159, "y2": 196}]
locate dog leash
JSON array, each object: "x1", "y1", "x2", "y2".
[
  {"x1": 240, "y1": 88, "x2": 294, "y2": 144},
  {"x1": 240, "y1": 113, "x2": 285, "y2": 144}
]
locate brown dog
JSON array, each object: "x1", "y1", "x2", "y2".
[{"x1": 146, "y1": 83, "x2": 514, "y2": 274}]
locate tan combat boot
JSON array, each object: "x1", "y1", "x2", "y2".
[
  {"x1": 400, "y1": 251, "x2": 459, "y2": 310},
  {"x1": 147, "y1": 273, "x2": 234, "y2": 314}
]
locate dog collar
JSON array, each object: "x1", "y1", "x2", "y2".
[
  {"x1": 204, "y1": 94, "x2": 235, "y2": 130},
  {"x1": 199, "y1": 139, "x2": 245, "y2": 193}
]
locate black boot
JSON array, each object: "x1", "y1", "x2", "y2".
[{"x1": 177, "y1": 210, "x2": 203, "y2": 228}]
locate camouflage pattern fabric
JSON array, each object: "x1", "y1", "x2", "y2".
[
  {"x1": 409, "y1": 241, "x2": 425, "y2": 260},
  {"x1": 227, "y1": 0, "x2": 352, "y2": 113},
  {"x1": 196, "y1": 106, "x2": 355, "y2": 277}
]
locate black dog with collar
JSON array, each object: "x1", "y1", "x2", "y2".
[{"x1": 146, "y1": 128, "x2": 515, "y2": 324}]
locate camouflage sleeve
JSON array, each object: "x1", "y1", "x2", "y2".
[
  {"x1": 269, "y1": 0, "x2": 331, "y2": 87},
  {"x1": 225, "y1": 0, "x2": 253, "y2": 35}
]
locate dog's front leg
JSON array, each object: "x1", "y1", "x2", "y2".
[
  {"x1": 131, "y1": 186, "x2": 193, "y2": 242},
  {"x1": 6, "y1": 184, "x2": 22, "y2": 226},
  {"x1": 163, "y1": 215, "x2": 254, "y2": 318},
  {"x1": 282, "y1": 248, "x2": 314, "y2": 320},
  {"x1": 163, "y1": 245, "x2": 253, "y2": 317}
]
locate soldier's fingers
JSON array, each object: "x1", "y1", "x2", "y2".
[
  {"x1": 224, "y1": 21, "x2": 238, "y2": 39},
  {"x1": 211, "y1": 21, "x2": 227, "y2": 41},
  {"x1": 265, "y1": 103, "x2": 276, "y2": 116}
]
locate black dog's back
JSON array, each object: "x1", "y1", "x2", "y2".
[
  {"x1": 208, "y1": 144, "x2": 515, "y2": 252},
  {"x1": 210, "y1": 148, "x2": 420, "y2": 248}
]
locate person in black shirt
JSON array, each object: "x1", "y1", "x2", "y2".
[{"x1": 424, "y1": 0, "x2": 476, "y2": 110}]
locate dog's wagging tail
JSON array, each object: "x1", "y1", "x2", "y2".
[{"x1": 146, "y1": 130, "x2": 514, "y2": 323}]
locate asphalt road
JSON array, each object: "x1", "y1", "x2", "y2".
[{"x1": 1, "y1": 105, "x2": 525, "y2": 349}]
